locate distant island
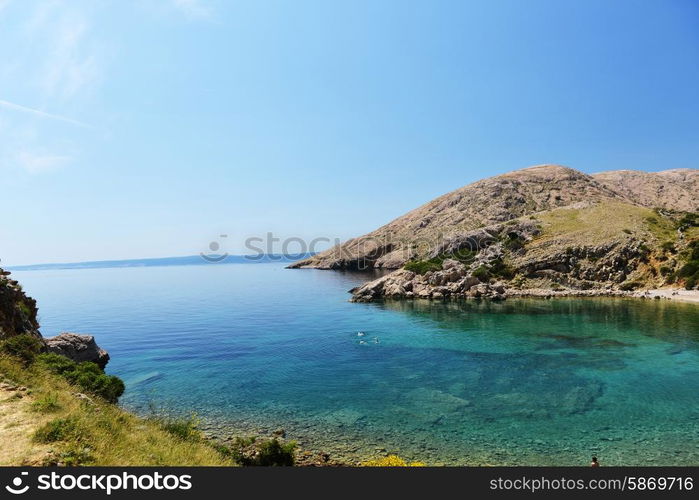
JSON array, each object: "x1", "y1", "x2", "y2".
[{"x1": 7, "y1": 253, "x2": 315, "y2": 272}]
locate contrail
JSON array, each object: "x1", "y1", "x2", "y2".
[{"x1": 0, "y1": 99, "x2": 91, "y2": 128}]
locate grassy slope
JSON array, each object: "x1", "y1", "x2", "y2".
[
  {"x1": 519, "y1": 201, "x2": 696, "y2": 288},
  {"x1": 533, "y1": 201, "x2": 672, "y2": 246},
  {"x1": 0, "y1": 354, "x2": 233, "y2": 466}
]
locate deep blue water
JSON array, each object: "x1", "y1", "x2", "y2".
[{"x1": 13, "y1": 263, "x2": 699, "y2": 465}]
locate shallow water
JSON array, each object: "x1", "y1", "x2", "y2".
[{"x1": 14, "y1": 263, "x2": 699, "y2": 465}]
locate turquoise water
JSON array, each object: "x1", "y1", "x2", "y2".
[{"x1": 13, "y1": 263, "x2": 699, "y2": 465}]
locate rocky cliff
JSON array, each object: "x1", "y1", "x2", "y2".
[
  {"x1": 0, "y1": 270, "x2": 40, "y2": 340},
  {"x1": 0, "y1": 267, "x2": 109, "y2": 365}
]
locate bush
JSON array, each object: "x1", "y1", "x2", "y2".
[
  {"x1": 471, "y1": 265, "x2": 490, "y2": 282},
  {"x1": 256, "y1": 439, "x2": 296, "y2": 466},
  {"x1": 64, "y1": 363, "x2": 125, "y2": 403},
  {"x1": 404, "y1": 258, "x2": 442, "y2": 275},
  {"x1": 156, "y1": 415, "x2": 201, "y2": 441},
  {"x1": 404, "y1": 249, "x2": 478, "y2": 275},
  {"x1": 1, "y1": 334, "x2": 43, "y2": 366},
  {"x1": 229, "y1": 437, "x2": 296, "y2": 466},
  {"x1": 490, "y1": 258, "x2": 516, "y2": 279},
  {"x1": 660, "y1": 241, "x2": 676, "y2": 253},
  {"x1": 37, "y1": 354, "x2": 125, "y2": 403},
  {"x1": 32, "y1": 393, "x2": 61, "y2": 413},
  {"x1": 676, "y1": 212, "x2": 698, "y2": 231},
  {"x1": 34, "y1": 417, "x2": 79, "y2": 443},
  {"x1": 619, "y1": 280, "x2": 643, "y2": 291},
  {"x1": 503, "y1": 233, "x2": 525, "y2": 251},
  {"x1": 659, "y1": 265, "x2": 674, "y2": 277},
  {"x1": 686, "y1": 276, "x2": 698, "y2": 290}
]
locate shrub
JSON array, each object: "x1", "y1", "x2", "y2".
[
  {"x1": 659, "y1": 265, "x2": 674, "y2": 277},
  {"x1": 1, "y1": 334, "x2": 43, "y2": 366},
  {"x1": 678, "y1": 262, "x2": 699, "y2": 278},
  {"x1": 676, "y1": 212, "x2": 698, "y2": 231},
  {"x1": 16, "y1": 301, "x2": 32, "y2": 317},
  {"x1": 489, "y1": 258, "x2": 516, "y2": 279},
  {"x1": 362, "y1": 455, "x2": 425, "y2": 467},
  {"x1": 229, "y1": 437, "x2": 296, "y2": 466},
  {"x1": 404, "y1": 249, "x2": 478, "y2": 275},
  {"x1": 660, "y1": 241, "x2": 676, "y2": 253},
  {"x1": 686, "y1": 276, "x2": 698, "y2": 290},
  {"x1": 32, "y1": 393, "x2": 61, "y2": 413},
  {"x1": 619, "y1": 280, "x2": 643, "y2": 291},
  {"x1": 34, "y1": 417, "x2": 79, "y2": 443},
  {"x1": 471, "y1": 265, "x2": 490, "y2": 282},
  {"x1": 63, "y1": 363, "x2": 125, "y2": 403},
  {"x1": 503, "y1": 232, "x2": 525, "y2": 251},
  {"x1": 404, "y1": 258, "x2": 442, "y2": 275},
  {"x1": 156, "y1": 414, "x2": 201, "y2": 441},
  {"x1": 37, "y1": 354, "x2": 125, "y2": 403},
  {"x1": 37, "y1": 352, "x2": 76, "y2": 373},
  {"x1": 256, "y1": 438, "x2": 296, "y2": 466}
]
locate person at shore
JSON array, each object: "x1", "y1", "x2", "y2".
[{"x1": 590, "y1": 456, "x2": 599, "y2": 467}]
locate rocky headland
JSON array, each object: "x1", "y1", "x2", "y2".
[
  {"x1": 0, "y1": 269, "x2": 110, "y2": 366},
  {"x1": 289, "y1": 165, "x2": 699, "y2": 303}
]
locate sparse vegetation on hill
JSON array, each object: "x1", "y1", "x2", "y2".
[
  {"x1": 291, "y1": 165, "x2": 699, "y2": 271},
  {"x1": 337, "y1": 165, "x2": 699, "y2": 302}
]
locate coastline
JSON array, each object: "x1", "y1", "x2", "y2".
[
  {"x1": 508, "y1": 287, "x2": 699, "y2": 304},
  {"x1": 631, "y1": 288, "x2": 699, "y2": 304}
]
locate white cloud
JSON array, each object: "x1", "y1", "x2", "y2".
[
  {"x1": 172, "y1": 0, "x2": 212, "y2": 20},
  {"x1": 40, "y1": 9, "x2": 99, "y2": 99},
  {"x1": 0, "y1": 99, "x2": 91, "y2": 128},
  {"x1": 16, "y1": 151, "x2": 72, "y2": 174}
]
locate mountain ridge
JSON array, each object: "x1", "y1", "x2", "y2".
[{"x1": 290, "y1": 164, "x2": 698, "y2": 271}]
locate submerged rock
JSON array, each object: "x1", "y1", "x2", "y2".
[{"x1": 44, "y1": 332, "x2": 110, "y2": 369}]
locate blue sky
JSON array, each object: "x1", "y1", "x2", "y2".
[{"x1": 1, "y1": 0, "x2": 698, "y2": 265}]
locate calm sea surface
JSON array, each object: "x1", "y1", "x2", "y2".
[{"x1": 13, "y1": 263, "x2": 699, "y2": 465}]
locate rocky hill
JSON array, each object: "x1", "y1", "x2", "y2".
[
  {"x1": 288, "y1": 165, "x2": 699, "y2": 301},
  {"x1": 592, "y1": 169, "x2": 699, "y2": 212}
]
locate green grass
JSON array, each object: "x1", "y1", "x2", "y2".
[
  {"x1": 31, "y1": 392, "x2": 61, "y2": 413},
  {"x1": 34, "y1": 417, "x2": 80, "y2": 443},
  {"x1": 0, "y1": 353, "x2": 234, "y2": 466}
]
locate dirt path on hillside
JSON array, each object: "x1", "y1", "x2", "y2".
[{"x1": 0, "y1": 380, "x2": 52, "y2": 465}]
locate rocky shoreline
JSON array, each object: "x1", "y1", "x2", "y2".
[{"x1": 349, "y1": 256, "x2": 699, "y2": 304}]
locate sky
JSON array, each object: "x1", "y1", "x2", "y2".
[{"x1": 1, "y1": 0, "x2": 698, "y2": 265}]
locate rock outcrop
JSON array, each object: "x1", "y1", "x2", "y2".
[
  {"x1": 0, "y1": 270, "x2": 41, "y2": 340},
  {"x1": 1, "y1": 266, "x2": 110, "y2": 367},
  {"x1": 44, "y1": 333, "x2": 110, "y2": 369}
]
